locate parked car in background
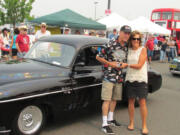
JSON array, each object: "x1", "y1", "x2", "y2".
[
  {"x1": 0, "y1": 35, "x2": 162, "y2": 135},
  {"x1": 169, "y1": 57, "x2": 180, "y2": 75}
]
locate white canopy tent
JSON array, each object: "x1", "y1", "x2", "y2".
[
  {"x1": 129, "y1": 16, "x2": 171, "y2": 35},
  {"x1": 98, "y1": 13, "x2": 129, "y2": 31}
]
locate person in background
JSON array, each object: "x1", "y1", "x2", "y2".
[
  {"x1": 10, "y1": 28, "x2": 20, "y2": 60},
  {"x1": 1, "y1": 28, "x2": 10, "y2": 60},
  {"x1": 96, "y1": 25, "x2": 131, "y2": 135},
  {"x1": 108, "y1": 29, "x2": 118, "y2": 40},
  {"x1": 64, "y1": 28, "x2": 70, "y2": 34},
  {"x1": 89, "y1": 30, "x2": 96, "y2": 36},
  {"x1": 167, "y1": 37, "x2": 176, "y2": 62},
  {"x1": 154, "y1": 35, "x2": 158, "y2": 44},
  {"x1": 35, "y1": 22, "x2": 51, "y2": 41},
  {"x1": 16, "y1": 25, "x2": 30, "y2": 59},
  {"x1": 75, "y1": 30, "x2": 81, "y2": 35},
  {"x1": 146, "y1": 35, "x2": 154, "y2": 63},
  {"x1": 141, "y1": 34, "x2": 147, "y2": 46},
  {"x1": 122, "y1": 31, "x2": 149, "y2": 135},
  {"x1": 160, "y1": 38, "x2": 168, "y2": 62},
  {"x1": 0, "y1": 29, "x2": 3, "y2": 58},
  {"x1": 29, "y1": 31, "x2": 36, "y2": 48},
  {"x1": 153, "y1": 36, "x2": 158, "y2": 49},
  {"x1": 174, "y1": 39, "x2": 178, "y2": 57}
]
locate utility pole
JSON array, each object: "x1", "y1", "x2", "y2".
[
  {"x1": 108, "y1": 0, "x2": 111, "y2": 10},
  {"x1": 105, "y1": 0, "x2": 111, "y2": 16},
  {"x1": 94, "y1": 1, "x2": 98, "y2": 20}
]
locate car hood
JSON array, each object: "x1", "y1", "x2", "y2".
[{"x1": 0, "y1": 59, "x2": 70, "y2": 86}]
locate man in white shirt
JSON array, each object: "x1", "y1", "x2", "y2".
[
  {"x1": 35, "y1": 23, "x2": 51, "y2": 56},
  {"x1": 35, "y1": 22, "x2": 51, "y2": 41}
]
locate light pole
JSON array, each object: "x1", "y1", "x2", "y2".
[
  {"x1": 108, "y1": 0, "x2": 111, "y2": 10},
  {"x1": 94, "y1": 1, "x2": 98, "y2": 20}
]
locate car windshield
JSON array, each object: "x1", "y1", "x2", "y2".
[{"x1": 25, "y1": 41, "x2": 76, "y2": 67}]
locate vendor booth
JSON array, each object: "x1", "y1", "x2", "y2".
[{"x1": 31, "y1": 9, "x2": 106, "y2": 34}]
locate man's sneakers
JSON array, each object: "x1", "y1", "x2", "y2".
[
  {"x1": 101, "y1": 120, "x2": 121, "y2": 134},
  {"x1": 108, "y1": 120, "x2": 121, "y2": 127},
  {"x1": 102, "y1": 126, "x2": 115, "y2": 134}
]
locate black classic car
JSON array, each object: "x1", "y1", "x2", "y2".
[{"x1": 0, "y1": 35, "x2": 162, "y2": 135}]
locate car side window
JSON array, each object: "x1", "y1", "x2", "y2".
[{"x1": 75, "y1": 46, "x2": 102, "y2": 66}]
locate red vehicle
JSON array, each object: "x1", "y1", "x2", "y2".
[{"x1": 151, "y1": 8, "x2": 180, "y2": 55}]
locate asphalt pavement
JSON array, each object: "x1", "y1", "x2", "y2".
[{"x1": 41, "y1": 61, "x2": 180, "y2": 135}]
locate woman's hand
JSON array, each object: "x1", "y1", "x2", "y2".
[{"x1": 120, "y1": 63, "x2": 128, "y2": 68}]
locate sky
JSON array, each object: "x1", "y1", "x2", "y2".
[{"x1": 31, "y1": 0, "x2": 179, "y2": 20}]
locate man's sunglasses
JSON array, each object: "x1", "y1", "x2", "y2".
[{"x1": 132, "y1": 38, "x2": 141, "y2": 41}]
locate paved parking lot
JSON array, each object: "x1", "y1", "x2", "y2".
[{"x1": 41, "y1": 61, "x2": 180, "y2": 135}]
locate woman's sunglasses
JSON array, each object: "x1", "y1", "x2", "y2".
[{"x1": 132, "y1": 38, "x2": 141, "y2": 41}]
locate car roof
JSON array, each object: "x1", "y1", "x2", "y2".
[{"x1": 38, "y1": 35, "x2": 108, "y2": 50}]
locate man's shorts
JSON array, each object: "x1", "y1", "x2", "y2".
[
  {"x1": 101, "y1": 81, "x2": 122, "y2": 101},
  {"x1": 12, "y1": 49, "x2": 18, "y2": 56},
  {"x1": 148, "y1": 50, "x2": 154, "y2": 57}
]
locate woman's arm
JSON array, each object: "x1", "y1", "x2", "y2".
[
  {"x1": 9, "y1": 37, "x2": 14, "y2": 55},
  {"x1": 128, "y1": 48, "x2": 147, "y2": 70}
]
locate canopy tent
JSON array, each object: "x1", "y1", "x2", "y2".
[
  {"x1": 98, "y1": 13, "x2": 129, "y2": 30},
  {"x1": 130, "y1": 16, "x2": 171, "y2": 35},
  {"x1": 31, "y1": 9, "x2": 106, "y2": 30}
]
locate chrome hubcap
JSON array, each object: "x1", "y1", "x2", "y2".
[
  {"x1": 18, "y1": 106, "x2": 43, "y2": 134},
  {"x1": 23, "y1": 113, "x2": 33, "y2": 127}
]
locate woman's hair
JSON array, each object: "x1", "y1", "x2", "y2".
[
  {"x1": 128, "y1": 30, "x2": 142, "y2": 48},
  {"x1": 14, "y1": 28, "x2": 20, "y2": 35}
]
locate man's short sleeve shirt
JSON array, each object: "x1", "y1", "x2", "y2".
[{"x1": 97, "y1": 37, "x2": 128, "y2": 83}]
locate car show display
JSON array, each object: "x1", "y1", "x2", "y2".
[{"x1": 0, "y1": 35, "x2": 162, "y2": 135}]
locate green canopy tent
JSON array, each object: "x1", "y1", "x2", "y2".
[{"x1": 31, "y1": 9, "x2": 106, "y2": 30}]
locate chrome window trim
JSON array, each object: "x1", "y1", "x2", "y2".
[{"x1": 0, "y1": 130, "x2": 11, "y2": 133}]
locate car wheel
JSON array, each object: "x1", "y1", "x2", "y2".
[{"x1": 12, "y1": 105, "x2": 45, "y2": 135}]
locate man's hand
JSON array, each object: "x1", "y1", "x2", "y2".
[{"x1": 108, "y1": 61, "x2": 119, "y2": 68}]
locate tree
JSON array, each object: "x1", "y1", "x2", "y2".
[{"x1": 0, "y1": 0, "x2": 35, "y2": 27}]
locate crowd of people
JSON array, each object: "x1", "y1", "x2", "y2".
[
  {"x1": 0, "y1": 22, "x2": 107, "y2": 61},
  {"x1": 146, "y1": 34, "x2": 178, "y2": 63},
  {"x1": 0, "y1": 23, "x2": 52, "y2": 61}
]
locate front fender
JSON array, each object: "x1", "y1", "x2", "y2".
[{"x1": 0, "y1": 77, "x2": 71, "y2": 103}]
